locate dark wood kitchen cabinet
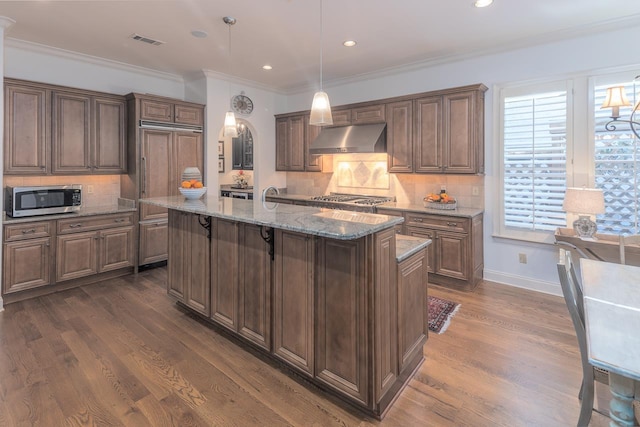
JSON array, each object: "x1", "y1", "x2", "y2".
[
  {"x1": 167, "y1": 210, "x2": 210, "y2": 316},
  {"x1": 275, "y1": 115, "x2": 305, "y2": 171},
  {"x1": 405, "y1": 211, "x2": 483, "y2": 291},
  {"x1": 386, "y1": 100, "x2": 413, "y2": 173},
  {"x1": 4, "y1": 78, "x2": 126, "y2": 175},
  {"x1": 2, "y1": 221, "x2": 53, "y2": 294},
  {"x1": 140, "y1": 98, "x2": 203, "y2": 125}
]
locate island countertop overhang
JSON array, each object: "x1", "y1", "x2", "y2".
[{"x1": 140, "y1": 195, "x2": 404, "y2": 240}]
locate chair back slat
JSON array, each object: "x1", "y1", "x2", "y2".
[{"x1": 619, "y1": 234, "x2": 640, "y2": 265}]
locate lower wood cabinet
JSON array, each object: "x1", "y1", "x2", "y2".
[
  {"x1": 2, "y1": 221, "x2": 53, "y2": 294},
  {"x1": 139, "y1": 220, "x2": 168, "y2": 265},
  {"x1": 2, "y1": 212, "x2": 135, "y2": 300},
  {"x1": 167, "y1": 210, "x2": 210, "y2": 316}
]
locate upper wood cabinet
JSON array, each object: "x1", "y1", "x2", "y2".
[
  {"x1": 140, "y1": 98, "x2": 204, "y2": 126},
  {"x1": 275, "y1": 116, "x2": 305, "y2": 171},
  {"x1": 4, "y1": 78, "x2": 127, "y2": 175},
  {"x1": 386, "y1": 100, "x2": 413, "y2": 173},
  {"x1": 304, "y1": 115, "x2": 323, "y2": 172},
  {"x1": 352, "y1": 104, "x2": 385, "y2": 124}
]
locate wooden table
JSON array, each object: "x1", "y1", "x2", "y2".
[
  {"x1": 555, "y1": 228, "x2": 640, "y2": 265},
  {"x1": 581, "y1": 259, "x2": 640, "y2": 426}
]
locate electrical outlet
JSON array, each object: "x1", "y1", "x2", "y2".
[
  {"x1": 87, "y1": 185, "x2": 94, "y2": 194},
  {"x1": 472, "y1": 186, "x2": 479, "y2": 196},
  {"x1": 518, "y1": 253, "x2": 527, "y2": 264}
]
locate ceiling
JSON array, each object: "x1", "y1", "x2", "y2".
[{"x1": 2, "y1": 0, "x2": 640, "y2": 93}]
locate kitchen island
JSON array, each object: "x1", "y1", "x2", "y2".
[{"x1": 140, "y1": 195, "x2": 429, "y2": 419}]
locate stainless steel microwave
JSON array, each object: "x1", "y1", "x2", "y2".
[{"x1": 5, "y1": 185, "x2": 82, "y2": 218}]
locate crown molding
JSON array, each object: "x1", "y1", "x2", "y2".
[
  {"x1": 200, "y1": 69, "x2": 285, "y2": 95},
  {"x1": 5, "y1": 37, "x2": 184, "y2": 83},
  {"x1": 285, "y1": 13, "x2": 640, "y2": 95},
  {"x1": 0, "y1": 16, "x2": 16, "y2": 29}
]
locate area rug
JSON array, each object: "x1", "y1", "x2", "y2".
[{"x1": 428, "y1": 296, "x2": 461, "y2": 334}]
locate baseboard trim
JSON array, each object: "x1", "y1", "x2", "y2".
[{"x1": 483, "y1": 269, "x2": 561, "y2": 297}]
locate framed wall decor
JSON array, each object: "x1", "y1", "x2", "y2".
[
  {"x1": 218, "y1": 158, "x2": 225, "y2": 173},
  {"x1": 218, "y1": 140, "x2": 224, "y2": 157}
]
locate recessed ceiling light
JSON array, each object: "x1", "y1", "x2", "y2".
[
  {"x1": 262, "y1": 65, "x2": 273, "y2": 70},
  {"x1": 343, "y1": 40, "x2": 357, "y2": 47},
  {"x1": 191, "y1": 30, "x2": 208, "y2": 38},
  {"x1": 474, "y1": 0, "x2": 493, "y2": 7}
]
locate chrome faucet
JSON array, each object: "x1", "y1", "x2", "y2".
[{"x1": 261, "y1": 186, "x2": 280, "y2": 202}]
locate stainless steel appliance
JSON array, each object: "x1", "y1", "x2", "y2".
[
  {"x1": 221, "y1": 189, "x2": 253, "y2": 200},
  {"x1": 5, "y1": 185, "x2": 82, "y2": 217},
  {"x1": 308, "y1": 192, "x2": 394, "y2": 212}
]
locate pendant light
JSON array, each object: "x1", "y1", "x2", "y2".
[
  {"x1": 223, "y1": 16, "x2": 238, "y2": 138},
  {"x1": 309, "y1": 0, "x2": 333, "y2": 126}
]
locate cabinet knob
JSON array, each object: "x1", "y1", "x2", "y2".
[
  {"x1": 21, "y1": 228, "x2": 36, "y2": 234},
  {"x1": 69, "y1": 223, "x2": 83, "y2": 228},
  {"x1": 114, "y1": 218, "x2": 125, "y2": 223},
  {"x1": 45, "y1": 242, "x2": 50, "y2": 247},
  {"x1": 413, "y1": 217, "x2": 423, "y2": 222},
  {"x1": 447, "y1": 222, "x2": 457, "y2": 227}
]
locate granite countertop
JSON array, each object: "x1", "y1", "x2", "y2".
[
  {"x1": 395, "y1": 235, "x2": 432, "y2": 262},
  {"x1": 3, "y1": 199, "x2": 137, "y2": 224},
  {"x1": 377, "y1": 202, "x2": 484, "y2": 218},
  {"x1": 141, "y1": 195, "x2": 403, "y2": 240}
]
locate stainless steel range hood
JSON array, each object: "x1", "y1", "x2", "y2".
[{"x1": 309, "y1": 123, "x2": 386, "y2": 154}]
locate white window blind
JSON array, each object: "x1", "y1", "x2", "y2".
[
  {"x1": 503, "y1": 89, "x2": 568, "y2": 233},
  {"x1": 594, "y1": 80, "x2": 640, "y2": 234}
]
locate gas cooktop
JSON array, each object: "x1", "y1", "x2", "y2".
[{"x1": 308, "y1": 192, "x2": 394, "y2": 212}]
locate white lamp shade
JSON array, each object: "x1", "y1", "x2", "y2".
[
  {"x1": 309, "y1": 91, "x2": 333, "y2": 126},
  {"x1": 562, "y1": 187, "x2": 605, "y2": 215},
  {"x1": 601, "y1": 86, "x2": 631, "y2": 109},
  {"x1": 224, "y1": 111, "x2": 238, "y2": 138}
]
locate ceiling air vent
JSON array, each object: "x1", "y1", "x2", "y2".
[{"x1": 129, "y1": 33, "x2": 165, "y2": 46}]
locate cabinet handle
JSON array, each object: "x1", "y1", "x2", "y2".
[
  {"x1": 21, "y1": 228, "x2": 36, "y2": 234},
  {"x1": 141, "y1": 157, "x2": 147, "y2": 194},
  {"x1": 40, "y1": 166, "x2": 46, "y2": 170},
  {"x1": 114, "y1": 218, "x2": 125, "y2": 223},
  {"x1": 447, "y1": 222, "x2": 457, "y2": 227},
  {"x1": 69, "y1": 223, "x2": 83, "y2": 228},
  {"x1": 413, "y1": 217, "x2": 423, "y2": 222},
  {"x1": 45, "y1": 242, "x2": 50, "y2": 247}
]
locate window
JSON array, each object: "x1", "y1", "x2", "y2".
[
  {"x1": 594, "y1": 79, "x2": 640, "y2": 235},
  {"x1": 499, "y1": 81, "x2": 571, "y2": 242}
]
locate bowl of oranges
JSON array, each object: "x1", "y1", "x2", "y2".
[
  {"x1": 179, "y1": 179, "x2": 207, "y2": 199},
  {"x1": 423, "y1": 192, "x2": 457, "y2": 210}
]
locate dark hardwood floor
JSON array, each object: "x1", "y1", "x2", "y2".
[{"x1": 0, "y1": 267, "x2": 610, "y2": 426}]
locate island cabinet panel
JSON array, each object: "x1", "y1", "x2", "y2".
[
  {"x1": 386, "y1": 100, "x2": 413, "y2": 173},
  {"x1": 210, "y1": 219, "x2": 240, "y2": 330},
  {"x1": 397, "y1": 249, "x2": 428, "y2": 374},
  {"x1": 273, "y1": 230, "x2": 315, "y2": 376},
  {"x1": 4, "y1": 82, "x2": 49, "y2": 174},
  {"x1": 373, "y1": 229, "x2": 398, "y2": 404},
  {"x1": 237, "y1": 224, "x2": 272, "y2": 351},
  {"x1": 315, "y1": 237, "x2": 369, "y2": 406},
  {"x1": 167, "y1": 210, "x2": 210, "y2": 316}
]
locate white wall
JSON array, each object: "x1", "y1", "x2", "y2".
[{"x1": 284, "y1": 25, "x2": 640, "y2": 295}]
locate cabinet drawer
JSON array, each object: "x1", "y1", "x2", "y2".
[
  {"x1": 57, "y1": 213, "x2": 135, "y2": 234},
  {"x1": 404, "y1": 213, "x2": 469, "y2": 233},
  {"x1": 4, "y1": 221, "x2": 52, "y2": 242}
]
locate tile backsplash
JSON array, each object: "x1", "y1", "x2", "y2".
[
  {"x1": 3, "y1": 175, "x2": 123, "y2": 208},
  {"x1": 285, "y1": 153, "x2": 484, "y2": 208}
]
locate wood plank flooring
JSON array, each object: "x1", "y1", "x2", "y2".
[{"x1": 0, "y1": 267, "x2": 610, "y2": 426}]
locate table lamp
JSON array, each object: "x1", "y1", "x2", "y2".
[{"x1": 562, "y1": 187, "x2": 605, "y2": 240}]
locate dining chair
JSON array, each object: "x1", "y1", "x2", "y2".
[
  {"x1": 619, "y1": 234, "x2": 640, "y2": 265},
  {"x1": 557, "y1": 249, "x2": 609, "y2": 426}
]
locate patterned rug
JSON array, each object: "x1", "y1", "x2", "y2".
[{"x1": 428, "y1": 296, "x2": 461, "y2": 334}]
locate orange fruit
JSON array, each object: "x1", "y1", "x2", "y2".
[
  {"x1": 181, "y1": 181, "x2": 192, "y2": 188},
  {"x1": 193, "y1": 181, "x2": 203, "y2": 188},
  {"x1": 190, "y1": 179, "x2": 198, "y2": 184}
]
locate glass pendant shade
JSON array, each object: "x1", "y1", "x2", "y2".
[
  {"x1": 224, "y1": 111, "x2": 238, "y2": 138},
  {"x1": 309, "y1": 91, "x2": 333, "y2": 126}
]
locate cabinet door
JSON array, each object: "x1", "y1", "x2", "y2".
[
  {"x1": 443, "y1": 91, "x2": 476, "y2": 173},
  {"x1": 414, "y1": 97, "x2": 443, "y2": 173},
  {"x1": 56, "y1": 231, "x2": 98, "y2": 282},
  {"x1": 315, "y1": 237, "x2": 369, "y2": 405},
  {"x1": 304, "y1": 115, "x2": 323, "y2": 172},
  {"x1": 274, "y1": 230, "x2": 315, "y2": 376},
  {"x1": 405, "y1": 227, "x2": 436, "y2": 275},
  {"x1": 139, "y1": 220, "x2": 168, "y2": 265},
  {"x1": 330, "y1": 109, "x2": 352, "y2": 126},
  {"x1": 174, "y1": 132, "x2": 204, "y2": 194},
  {"x1": 436, "y1": 231, "x2": 468, "y2": 280},
  {"x1": 52, "y1": 91, "x2": 91, "y2": 174},
  {"x1": 98, "y1": 226, "x2": 134, "y2": 272},
  {"x1": 3, "y1": 238, "x2": 51, "y2": 293},
  {"x1": 93, "y1": 96, "x2": 126, "y2": 173},
  {"x1": 175, "y1": 104, "x2": 203, "y2": 126},
  {"x1": 211, "y1": 219, "x2": 240, "y2": 331},
  {"x1": 386, "y1": 100, "x2": 413, "y2": 173},
  {"x1": 140, "y1": 129, "x2": 172, "y2": 221},
  {"x1": 4, "y1": 83, "x2": 49, "y2": 174},
  {"x1": 275, "y1": 118, "x2": 288, "y2": 170},
  {"x1": 288, "y1": 116, "x2": 305, "y2": 171},
  {"x1": 167, "y1": 211, "x2": 187, "y2": 300},
  {"x1": 352, "y1": 104, "x2": 385, "y2": 124},
  {"x1": 397, "y1": 250, "x2": 428, "y2": 374},
  {"x1": 140, "y1": 98, "x2": 173, "y2": 122},
  {"x1": 238, "y1": 224, "x2": 271, "y2": 350}
]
